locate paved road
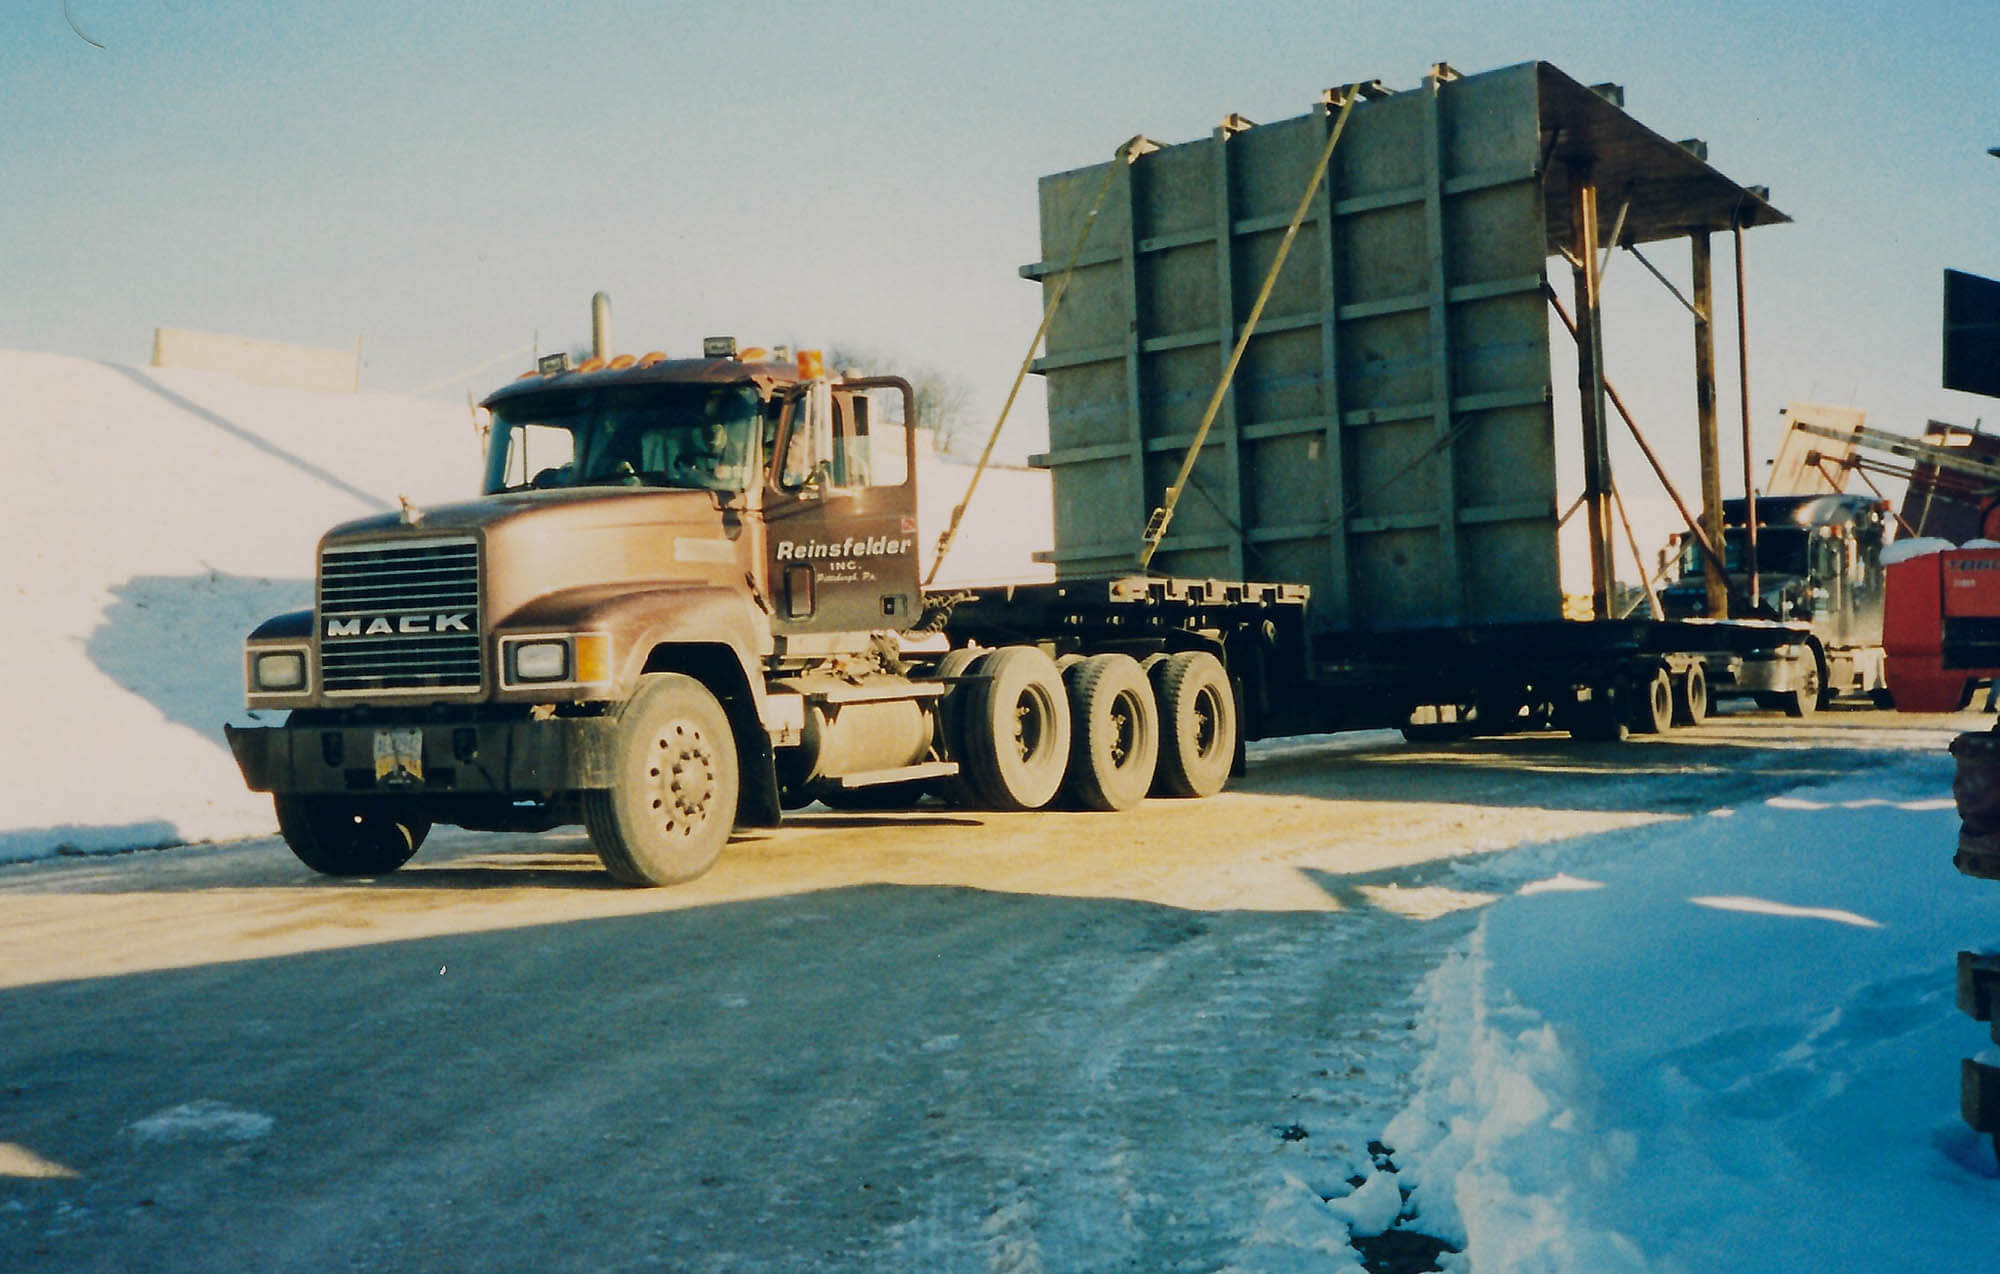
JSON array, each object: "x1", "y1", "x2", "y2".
[{"x1": 0, "y1": 708, "x2": 1974, "y2": 1272}]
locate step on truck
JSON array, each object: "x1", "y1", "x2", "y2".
[{"x1": 226, "y1": 60, "x2": 1822, "y2": 885}]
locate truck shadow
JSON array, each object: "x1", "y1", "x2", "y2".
[
  {"x1": 0, "y1": 883, "x2": 1434, "y2": 1273},
  {"x1": 1235, "y1": 714, "x2": 1964, "y2": 815},
  {"x1": 84, "y1": 570, "x2": 312, "y2": 747}
]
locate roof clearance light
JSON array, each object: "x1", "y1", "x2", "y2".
[
  {"x1": 702, "y1": 336, "x2": 738, "y2": 359},
  {"x1": 607, "y1": 354, "x2": 637, "y2": 370},
  {"x1": 797, "y1": 348, "x2": 825, "y2": 380},
  {"x1": 638, "y1": 351, "x2": 669, "y2": 367}
]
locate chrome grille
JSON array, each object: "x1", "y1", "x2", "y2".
[{"x1": 319, "y1": 538, "x2": 481, "y2": 694}]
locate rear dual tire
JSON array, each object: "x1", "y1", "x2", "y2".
[
  {"x1": 942, "y1": 645, "x2": 1234, "y2": 811},
  {"x1": 959, "y1": 647, "x2": 1072, "y2": 811},
  {"x1": 1149, "y1": 651, "x2": 1236, "y2": 798},
  {"x1": 1672, "y1": 661, "x2": 1710, "y2": 726},
  {"x1": 1631, "y1": 667, "x2": 1675, "y2": 735},
  {"x1": 1063, "y1": 654, "x2": 1160, "y2": 811}
]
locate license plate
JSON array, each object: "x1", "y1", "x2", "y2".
[{"x1": 373, "y1": 728, "x2": 424, "y2": 786}]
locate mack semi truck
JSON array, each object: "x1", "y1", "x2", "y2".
[{"x1": 226, "y1": 61, "x2": 1823, "y2": 886}]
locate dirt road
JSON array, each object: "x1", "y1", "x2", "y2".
[{"x1": 0, "y1": 709, "x2": 1974, "y2": 1272}]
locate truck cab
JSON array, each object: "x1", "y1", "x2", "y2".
[
  {"x1": 478, "y1": 345, "x2": 923, "y2": 639},
  {"x1": 227, "y1": 343, "x2": 948, "y2": 886}
]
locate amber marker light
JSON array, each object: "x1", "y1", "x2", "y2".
[
  {"x1": 574, "y1": 634, "x2": 612, "y2": 684},
  {"x1": 796, "y1": 348, "x2": 825, "y2": 380}
]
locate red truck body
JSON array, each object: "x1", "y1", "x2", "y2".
[{"x1": 1884, "y1": 548, "x2": 2000, "y2": 711}]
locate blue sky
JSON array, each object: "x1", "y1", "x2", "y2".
[{"x1": 4, "y1": 0, "x2": 1997, "y2": 491}]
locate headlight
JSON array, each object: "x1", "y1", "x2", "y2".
[
  {"x1": 511, "y1": 639, "x2": 570, "y2": 683},
  {"x1": 252, "y1": 650, "x2": 306, "y2": 692}
]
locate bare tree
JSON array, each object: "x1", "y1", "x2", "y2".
[{"x1": 827, "y1": 346, "x2": 980, "y2": 457}]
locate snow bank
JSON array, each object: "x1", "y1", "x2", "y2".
[
  {"x1": 2, "y1": 350, "x2": 479, "y2": 860},
  {"x1": 1881, "y1": 536, "x2": 1957, "y2": 565},
  {"x1": 1375, "y1": 758, "x2": 2000, "y2": 1272},
  {"x1": 1, "y1": 349, "x2": 1050, "y2": 863}
]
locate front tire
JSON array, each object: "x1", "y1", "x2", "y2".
[
  {"x1": 274, "y1": 796, "x2": 428, "y2": 877},
  {"x1": 584, "y1": 673, "x2": 739, "y2": 886}
]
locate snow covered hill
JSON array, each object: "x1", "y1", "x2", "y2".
[{"x1": 0, "y1": 349, "x2": 1050, "y2": 862}]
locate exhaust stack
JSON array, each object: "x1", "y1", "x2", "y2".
[{"x1": 591, "y1": 291, "x2": 611, "y2": 362}]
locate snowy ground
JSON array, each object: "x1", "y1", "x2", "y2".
[{"x1": 1287, "y1": 747, "x2": 2000, "y2": 1273}]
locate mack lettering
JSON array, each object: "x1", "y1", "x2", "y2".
[{"x1": 325, "y1": 612, "x2": 473, "y2": 639}]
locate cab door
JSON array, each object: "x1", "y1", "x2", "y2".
[{"x1": 761, "y1": 376, "x2": 921, "y2": 635}]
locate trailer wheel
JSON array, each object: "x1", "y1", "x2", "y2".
[
  {"x1": 1778, "y1": 656, "x2": 1822, "y2": 719},
  {"x1": 583, "y1": 673, "x2": 738, "y2": 886},
  {"x1": 1568, "y1": 684, "x2": 1628, "y2": 743},
  {"x1": 1062, "y1": 654, "x2": 1160, "y2": 811},
  {"x1": 274, "y1": 797, "x2": 428, "y2": 877},
  {"x1": 1150, "y1": 651, "x2": 1237, "y2": 798},
  {"x1": 1631, "y1": 667, "x2": 1675, "y2": 735},
  {"x1": 960, "y1": 646, "x2": 1072, "y2": 811},
  {"x1": 1402, "y1": 703, "x2": 1479, "y2": 743},
  {"x1": 1672, "y1": 661, "x2": 1710, "y2": 726},
  {"x1": 1813, "y1": 643, "x2": 1836, "y2": 711}
]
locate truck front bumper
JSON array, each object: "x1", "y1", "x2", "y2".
[{"x1": 225, "y1": 716, "x2": 620, "y2": 798}]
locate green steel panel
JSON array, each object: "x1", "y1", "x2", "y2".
[{"x1": 1033, "y1": 62, "x2": 1559, "y2": 633}]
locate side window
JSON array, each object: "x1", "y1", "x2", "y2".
[
  {"x1": 844, "y1": 392, "x2": 909, "y2": 488},
  {"x1": 773, "y1": 393, "x2": 819, "y2": 489},
  {"x1": 492, "y1": 422, "x2": 576, "y2": 491},
  {"x1": 830, "y1": 396, "x2": 870, "y2": 487},
  {"x1": 772, "y1": 382, "x2": 913, "y2": 492}
]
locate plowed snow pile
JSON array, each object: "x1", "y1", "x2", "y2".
[{"x1": 0, "y1": 349, "x2": 1049, "y2": 861}]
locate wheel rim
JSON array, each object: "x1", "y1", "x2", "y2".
[
  {"x1": 1011, "y1": 685, "x2": 1055, "y2": 763},
  {"x1": 1108, "y1": 688, "x2": 1144, "y2": 767},
  {"x1": 1191, "y1": 685, "x2": 1221, "y2": 758},
  {"x1": 646, "y1": 720, "x2": 718, "y2": 838}
]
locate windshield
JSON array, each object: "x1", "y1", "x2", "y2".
[
  {"x1": 1678, "y1": 526, "x2": 1809, "y2": 578},
  {"x1": 482, "y1": 384, "x2": 768, "y2": 495}
]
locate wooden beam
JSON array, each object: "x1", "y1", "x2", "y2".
[{"x1": 1691, "y1": 231, "x2": 1728, "y2": 617}]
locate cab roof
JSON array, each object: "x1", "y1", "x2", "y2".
[{"x1": 480, "y1": 357, "x2": 798, "y2": 411}]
